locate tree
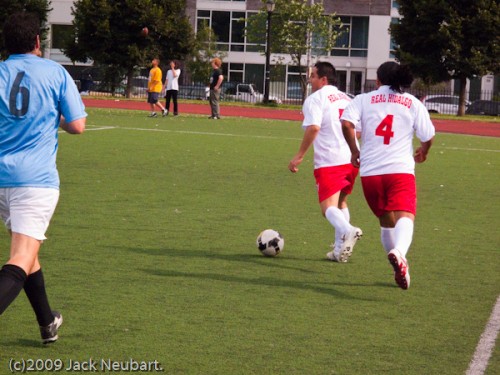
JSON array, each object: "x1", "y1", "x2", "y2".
[
  {"x1": 186, "y1": 24, "x2": 227, "y2": 85},
  {"x1": 65, "y1": 0, "x2": 194, "y2": 97},
  {"x1": 0, "y1": 0, "x2": 52, "y2": 59},
  {"x1": 247, "y1": 0, "x2": 342, "y2": 102},
  {"x1": 391, "y1": 0, "x2": 500, "y2": 116}
]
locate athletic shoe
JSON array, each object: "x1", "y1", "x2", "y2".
[
  {"x1": 208, "y1": 116, "x2": 219, "y2": 119},
  {"x1": 388, "y1": 249, "x2": 410, "y2": 290},
  {"x1": 40, "y1": 311, "x2": 63, "y2": 344},
  {"x1": 162, "y1": 110, "x2": 168, "y2": 117},
  {"x1": 326, "y1": 243, "x2": 338, "y2": 261},
  {"x1": 148, "y1": 112, "x2": 157, "y2": 117},
  {"x1": 335, "y1": 227, "x2": 363, "y2": 262}
]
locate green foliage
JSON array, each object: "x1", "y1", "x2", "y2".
[
  {"x1": 246, "y1": 0, "x2": 342, "y2": 102},
  {"x1": 391, "y1": 0, "x2": 500, "y2": 83},
  {"x1": 1, "y1": 108, "x2": 499, "y2": 374},
  {"x1": 186, "y1": 24, "x2": 227, "y2": 84},
  {"x1": 66, "y1": 0, "x2": 195, "y2": 96},
  {"x1": 0, "y1": 0, "x2": 52, "y2": 59}
]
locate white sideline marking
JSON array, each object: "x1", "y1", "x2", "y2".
[
  {"x1": 466, "y1": 295, "x2": 500, "y2": 375},
  {"x1": 121, "y1": 126, "x2": 303, "y2": 141},
  {"x1": 59, "y1": 126, "x2": 115, "y2": 133},
  {"x1": 85, "y1": 125, "x2": 500, "y2": 151},
  {"x1": 442, "y1": 146, "x2": 500, "y2": 153}
]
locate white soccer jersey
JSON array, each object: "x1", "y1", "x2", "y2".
[
  {"x1": 341, "y1": 85, "x2": 435, "y2": 176},
  {"x1": 302, "y1": 85, "x2": 354, "y2": 169}
]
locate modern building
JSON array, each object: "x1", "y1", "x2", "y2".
[{"x1": 46, "y1": 0, "x2": 497, "y2": 99}]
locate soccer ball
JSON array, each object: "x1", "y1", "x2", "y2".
[{"x1": 256, "y1": 229, "x2": 284, "y2": 257}]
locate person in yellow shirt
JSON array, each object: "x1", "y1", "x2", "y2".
[{"x1": 147, "y1": 58, "x2": 167, "y2": 117}]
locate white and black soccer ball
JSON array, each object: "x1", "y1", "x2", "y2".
[{"x1": 256, "y1": 229, "x2": 284, "y2": 257}]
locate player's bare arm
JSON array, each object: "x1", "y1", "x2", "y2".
[
  {"x1": 288, "y1": 125, "x2": 319, "y2": 173},
  {"x1": 414, "y1": 137, "x2": 434, "y2": 163},
  {"x1": 60, "y1": 116, "x2": 86, "y2": 134},
  {"x1": 341, "y1": 120, "x2": 360, "y2": 168}
]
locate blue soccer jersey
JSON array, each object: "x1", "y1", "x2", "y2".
[{"x1": 0, "y1": 54, "x2": 87, "y2": 188}]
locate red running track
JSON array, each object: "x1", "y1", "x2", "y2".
[{"x1": 83, "y1": 98, "x2": 500, "y2": 138}]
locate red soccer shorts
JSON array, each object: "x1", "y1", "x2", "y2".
[
  {"x1": 361, "y1": 173, "x2": 416, "y2": 217},
  {"x1": 314, "y1": 164, "x2": 359, "y2": 203}
]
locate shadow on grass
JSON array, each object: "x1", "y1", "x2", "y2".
[
  {"x1": 3, "y1": 338, "x2": 41, "y2": 348},
  {"x1": 123, "y1": 246, "x2": 398, "y2": 298},
  {"x1": 120, "y1": 245, "x2": 320, "y2": 274},
  {"x1": 144, "y1": 267, "x2": 393, "y2": 301}
]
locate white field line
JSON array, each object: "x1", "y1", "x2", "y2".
[
  {"x1": 466, "y1": 295, "x2": 500, "y2": 375},
  {"x1": 83, "y1": 125, "x2": 500, "y2": 153}
]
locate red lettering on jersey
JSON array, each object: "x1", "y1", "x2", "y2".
[
  {"x1": 371, "y1": 94, "x2": 387, "y2": 104},
  {"x1": 388, "y1": 94, "x2": 413, "y2": 109},
  {"x1": 328, "y1": 92, "x2": 350, "y2": 103}
]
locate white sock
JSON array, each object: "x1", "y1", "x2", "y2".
[
  {"x1": 325, "y1": 206, "x2": 352, "y2": 241},
  {"x1": 380, "y1": 227, "x2": 395, "y2": 254},
  {"x1": 341, "y1": 207, "x2": 350, "y2": 223},
  {"x1": 394, "y1": 217, "x2": 414, "y2": 258}
]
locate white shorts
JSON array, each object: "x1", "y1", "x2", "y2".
[{"x1": 0, "y1": 187, "x2": 60, "y2": 240}]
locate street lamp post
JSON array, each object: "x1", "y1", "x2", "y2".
[{"x1": 264, "y1": 0, "x2": 275, "y2": 104}]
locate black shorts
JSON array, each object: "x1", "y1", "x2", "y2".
[{"x1": 147, "y1": 92, "x2": 160, "y2": 104}]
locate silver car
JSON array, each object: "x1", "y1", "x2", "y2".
[{"x1": 421, "y1": 95, "x2": 470, "y2": 115}]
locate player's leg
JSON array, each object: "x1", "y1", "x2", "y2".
[
  {"x1": 153, "y1": 93, "x2": 166, "y2": 114},
  {"x1": 0, "y1": 232, "x2": 39, "y2": 315},
  {"x1": 172, "y1": 90, "x2": 179, "y2": 115},
  {"x1": 320, "y1": 166, "x2": 362, "y2": 262},
  {"x1": 147, "y1": 93, "x2": 157, "y2": 117},
  {"x1": 24, "y1": 255, "x2": 62, "y2": 344},
  {"x1": 379, "y1": 212, "x2": 396, "y2": 254},
  {"x1": 3, "y1": 188, "x2": 62, "y2": 341},
  {"x1": 384, "y1": 174, "x2": 416, "y2": 290},
  {"x1": 165, "y1": 90, "x2": 171, "y2": 115}
]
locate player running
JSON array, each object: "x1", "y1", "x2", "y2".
[
  {"x1": 289, "y1": 61, "x2": 362, "y2": 262},
  {"x1": 0, "y1": 12, "x2": 86, "y2": 342},
  {"x1": 341, "y1": 61, "x2": 435, "y2": 290}
]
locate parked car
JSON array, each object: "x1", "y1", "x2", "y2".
[
  {"x1": 127, "y1": 76, "x2": 149, "y2": 95},
  {"x1": 178, "y1": 84, "x2": 208, "y2": 100},
  {"x1": 421, "y1": 95, "x2": 471, "y2": 115},
  {"x1": 223, "y1": 83, "x2": 281, "y2": 104},
  {"x1": 287, "y1": 83, "x2": 311, "y2": 100},
  {"x1": 465, "y1": 100, "x2": 500, "y2": 116}
]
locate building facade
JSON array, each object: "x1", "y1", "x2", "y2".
[{"x1": 45, "y1": 0, "x2": 496, "y2": 99}]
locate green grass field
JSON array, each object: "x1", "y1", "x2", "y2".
[{"x1": 1, "y1": 108, "x2": 499, "y2": 375}]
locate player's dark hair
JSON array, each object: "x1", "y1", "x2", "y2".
[
  {"x1": 314, "y1": 61, "x2": 337, "y2": 86},
  {"x1": 3, "y1": 12, "x2": 40, "y2": 55},
  {"x1": 376, "y1": 61, "x2": 413, "y2": 93},
  {"x1": 170, "y1": 60, "x2": 179, "y2": 69}
]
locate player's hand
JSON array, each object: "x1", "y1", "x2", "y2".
[
  {"x1": 288, "y1": 156, "x2": 302, "y2": 173},
  {"x1": 414, "y1": 147, "x2": 427, "y2": 163},
  {"x1": 351, "y1": 151, "x2": 360, "y2": 168}
]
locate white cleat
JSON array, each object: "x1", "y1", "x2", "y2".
[{"x1": 334, "y1": 227, "x2": 363, "y2": 262}]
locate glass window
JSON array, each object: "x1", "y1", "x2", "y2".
[
  {"x1": 245, "y1": 64, "x2": 264, "y2": 92},
  {"x1": 51, "y1": 24, "x2": 73, "y2": 49},
  {"x1": 197, "y1": 11, "x2": 261, "y2": 53},
  {"x1": 389, "y1": 18, "x2": 399, "y2": 58},
  {"x1": 351, "y1": 17, "x2": 368, "y2": 49},
  {"x1": 231, "y1": 16, "x2": 245, "y2": 44},
  {"x1": 392, "y1": 1, "x2": 400, "y2": 9},
  {"x1": 212, "y1": 11, "x2": 230, "y2": 43},
  {"x1": 331, "y1": 16, "x2": 368, "y2": 57}
]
